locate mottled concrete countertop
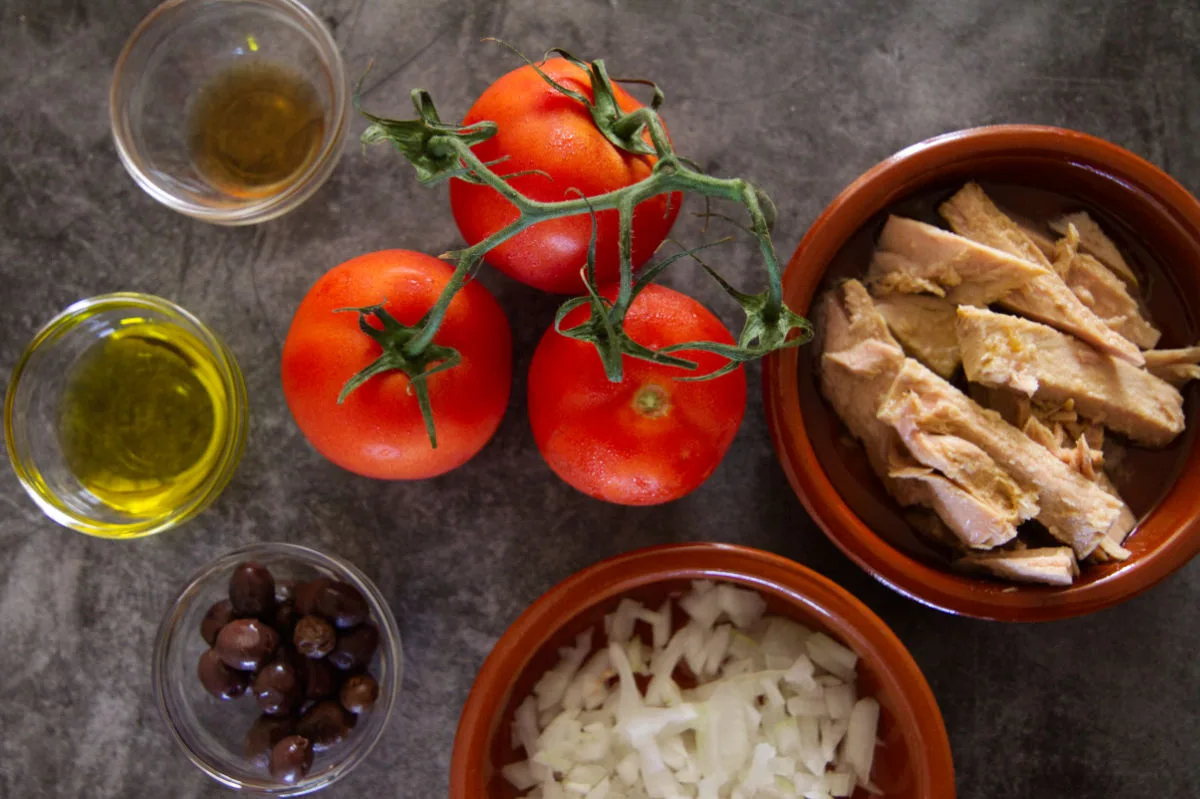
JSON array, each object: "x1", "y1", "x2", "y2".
[{"x1": 1, "y1": 1, "x2": 1198, "y2": 797}]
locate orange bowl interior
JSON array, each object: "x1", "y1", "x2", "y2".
[
  {"x1": 450, "y1": 543, "x2": 955, "y2": 798},
  {"x1": 764, "y1": 125, "x2": 1200, "y2": 620}
]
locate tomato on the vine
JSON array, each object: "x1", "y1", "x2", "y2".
[
  {"x1": 281, "y1": 250, "x2": 512, "y2": 480},
  {"x1": 450, "y1": 58, "x2": 682, "y2": 294},
  {"x1": 527, "y1": 284, "x2": 747, "y2": 505}
]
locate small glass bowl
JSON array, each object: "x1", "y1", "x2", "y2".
[
  {"x1": 110, "y1": 0, "x2": 349, "y2": 224},
  {"x1": 154, "y1": 543, "x2": 403, "y2": 795},
  {"x1": 4, "y1": 293, "x2": 248, "y2": 538}
]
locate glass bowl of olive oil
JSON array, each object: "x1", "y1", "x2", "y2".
[
  {"x1": 5, "y1": 294, "x2": 248, "y2": 538},
  {"x1": 110, "y1": 0, "x2": 348, "y2": 225}
]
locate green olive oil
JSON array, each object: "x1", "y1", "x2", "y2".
[{"x1": 57, "y1": 319, "x2": 228, "y2": 518}]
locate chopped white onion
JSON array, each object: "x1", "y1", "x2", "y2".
[
  {"x1": 844, "y1": 698, "x2": 880, "y2": 788},
  {"x1": 503, "y1": 582, "x2": 880, "y2": 799},
  {"x1": 680, "y1": 588, "x2": 722, "y2": 630},
  {"x1": 649, "y1": 600, "x2": 672, "y2": 651},
  {"x1": 503, "y1": 761, "x2": 538, "y2": 791},
  {"x1": 824, "y1": 683, "x2": 857, "y2": 721},
  {"x1": 805, "y1": 633, "x2": 858, "y2": 682},
  {"x1": 606, "y1": 599, "x2": 644, "y2": 645}
]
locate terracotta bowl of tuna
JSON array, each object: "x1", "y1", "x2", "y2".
[
  {"x1": 763, "y1": 124, "x2": 1200, "y2": 621},
  {"x1": 450, "y1": 543, "x2": 955, "y2": 798}
]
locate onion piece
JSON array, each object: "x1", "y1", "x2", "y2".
[
  {"x1": 716, "y1": 584, "x2": 767, "y2": 629},
  {"x1": 502, "y1": 761, "x2": 538, "y2": 791},
  {"x1": 805, "y1": 633, "x2": 858, "y2": 682},
  {"x1": 607, "y1": 599, "x2": 644, "y2": 645},
  {"x1": 824, "y1": 683, "x2": 857, "y2": 721},
  {"x1": 649, "y1": 600, "x2": 672, "y2": 651},
  {"x1": 680, "y1": 587, "x2": 722, "y2": 630},
  {"x1": 844, "y1": 698, "x2": 880, "y2": 787}
]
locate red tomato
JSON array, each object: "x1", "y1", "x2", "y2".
[
  {"x1": 281, "y1": 250, "x2": 512, "y2": 479},
  {"x1": 527, "y1": 284, "x2": 747, "y2": 505},
  {"x1": 450, "y1": 58, "x2": 682, "y2": 294}
]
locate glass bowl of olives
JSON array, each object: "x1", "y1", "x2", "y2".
[{"x1": 153, "y1": 543, "x2": 402, "y2": 795}]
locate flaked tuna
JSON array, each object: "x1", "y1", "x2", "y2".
[
  {"x1": 876, "y1": 359, "x2": 1123, "y2": 558},
  {"x1": 955, "y1": 306, "x2": 1183, "y2": 447}
]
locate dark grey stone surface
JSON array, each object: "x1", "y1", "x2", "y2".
[{"x1": 1, "y1": 0, "x2": 1198, "y2": 797}]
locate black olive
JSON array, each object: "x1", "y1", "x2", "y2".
[
  {"x1": 200, "y1": 599, "x2": 236, "y2": 646},
  {"x1": 197, "y1": 648, "x2": 248, "y2": 700},
  {"x1": 293, "y1": 615, "x2": 336, "y2": 659},
  {"x1": 229, "y1": 561, "x2": 276, "y2": 617},
  {"x1": 328, "y1": 623, "x2": 379, "y2": 671},
  {"x1": 214, "y1": 618, "x2": 279, "y2": 671},
  {"x1": 268, "y1": 735, "x2": 313, "y2": 783}
]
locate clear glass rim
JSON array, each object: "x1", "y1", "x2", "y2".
[
  {"x1": 152, "y1": 543, "x2": 403, "y2": 795},
  {"x1": 108, "y1": 0, "x2": 350, "y2": 226},
  {"x1": 3, "y1": 292, "x2": 249, "y2": 538}
]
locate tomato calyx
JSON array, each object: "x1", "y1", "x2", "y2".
[
  {"x1": 335, "y1": 303, "x2": 462, "y2": 449},
  {"x1": 358, "y1": 77, "x2": 499, "y2": 186},
  {"x1": 491, "y1": 41, "x2": 667, "y2": 159}
]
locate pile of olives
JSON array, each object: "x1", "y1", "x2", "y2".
[{"x1": 197, "y1": 562, "x2": 382, "y2": 784}]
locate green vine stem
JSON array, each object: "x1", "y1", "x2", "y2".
[{"x1": 352, "y1": 47, "x2": 813, "y2": 445}]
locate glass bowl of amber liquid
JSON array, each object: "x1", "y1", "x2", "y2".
[
  {"x1": 110, "y1": 0, "x2": 349, "y2": 224},
  {"x1": 4, "y1": 293, "x2": 248, "y2": 538}
]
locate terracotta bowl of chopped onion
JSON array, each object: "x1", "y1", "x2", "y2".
[
  {"x1": 764, "y1": 124, "x2": 1200, "y2": 621},
  {"x1": 450, "y1": 543, "x2": 955, "y2": 799}
]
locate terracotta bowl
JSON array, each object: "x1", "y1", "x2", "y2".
[
  {"x1": 763, "y1": 125, "x2": 1200, "y2": 621},
  {"x1": 450, "y1": 543, "x2": 955, "y2": 798}
]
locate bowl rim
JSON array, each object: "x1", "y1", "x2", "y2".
[
  {"x1": 3, "y1": 292, "x2": 248, "y2": 538},
  {"x1": 151, "y1": 542, "x2": 403, "y2": 796},
  {"x1": 108, "y1": 0, "x2": 350, "y2": 225},
  {"x1": 762, "y1": 123, "x2": 1200, "y2": 621},
  {"x1": 449, "y1": 542, "x2": 955, "y2": 798}
]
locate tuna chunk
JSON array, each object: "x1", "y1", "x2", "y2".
[
  {"x1": 935, "y1": 186, "x2": 1144, "y2": 365},
  {"x1": 954, "y1": 547, "x2": 1080, "y2": 586},
  {"x1": 939, "y1": 182, "x2": 1054, "y2": 269},
  {"x1": 874, "y1": 293, "x2": 962, "y2": 378},
  {"x1": 1089, "y1": 473, "x2": 1136, "y2": 563},
  {"x1": 885, "y1": 426, "x2": 1037, "y2": 549},
  {"x1": 956, "y1": 306, "x2": 1184, "y2": 446},
  {"x1": 1049, "y1": 211, "x2": 1139, "y2": 287},
  {"x1": 869, "y1": 216, "x2": 1045, "y2": 306},
  {"x1": 818, "y1": 282, "x2": 1031, "y2": 545},
  {"x1": 1150, "y1": 364, "x2": 1200, "y2": 387},
  {"x1": 969, "y1": 389, "x2": 1134, "y2": 564},
  {"x1": 886, "y1": 457, "x2": 1021, "y2": 549},
  {"x1": 898, "y1": 429, "x2": 1038, "y2": 523},
  {"x1": 1143, "y1": 343, "x2": 1200, "y2": 386},
  {"x1": 1143, "y1": 343, "x2": 1200, "y2": 368},
  {"x1": 877, "y1": 359, "x2": 1124, "y2": 557},
  {"x1": 817, "y1": 280, "x2": 910, "y2": 498},
  {"x1": 1052, "y1": 225, "x2": 1160, "y2": 348}
]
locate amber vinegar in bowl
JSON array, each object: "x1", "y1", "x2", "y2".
[
  {"x1": 5, "y1": 294, "x2": 248, "y2": 538},
  {"x1": 109, "y1": 0, "x2": 348, "y2": 224}
]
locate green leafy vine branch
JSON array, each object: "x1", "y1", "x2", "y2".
[{"x1": 351, "y1": 46, "x2": 812, "y2": 446}]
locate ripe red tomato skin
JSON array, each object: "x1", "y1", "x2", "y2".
[
  {"x1": 527, "y1": 284, "x2": 747, "y2": 505},
  {"x1": 449, "y1": 58, "x2": 682, "y2": 294},
  {"x1": 281, "y1": 250, "x2": 512, "y2": 480}
]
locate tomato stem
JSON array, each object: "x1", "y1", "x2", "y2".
[
  {"x1": 357, "y1": 45, "x2": 813, "y2": 399},
  {"x1": 334, "y1": 304, "x2": 461, "y2": 448}
]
